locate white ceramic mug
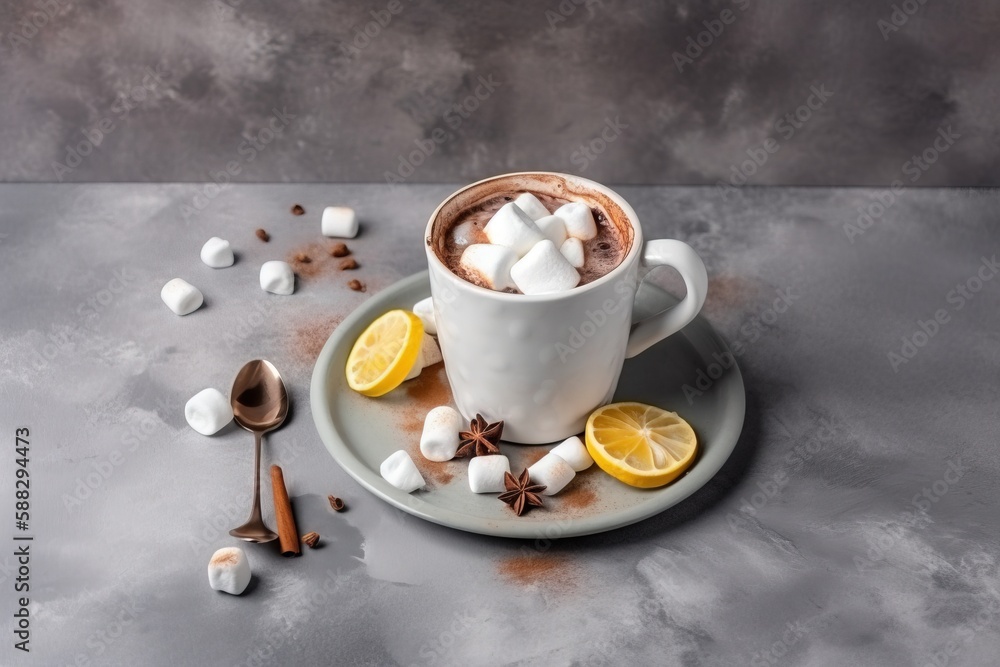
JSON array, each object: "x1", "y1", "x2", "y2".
[{"x1": 425, "y1": 172, "x2": 708, "y2": 444}]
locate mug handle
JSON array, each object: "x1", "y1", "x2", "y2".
[{"x1": 625, "y1": 239, "x2": 708, "y2": 358}]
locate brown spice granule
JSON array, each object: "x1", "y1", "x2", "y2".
[
  {"x1": 559, "y1": 484, "x2": 597, "y2": 510},
  {"x1": 498, "y1": 554, "x2": 573, "y2": 588},
  {"x1": 289, "y1": 314, "x2": 343, "y2": 365},
  {"x1": 327, "y1": 495, "x2": 346, "y2": 512},
  {"x1": 291, "y1": 204, "x2": 305, "y2": 216},
  {"x1": 330, "y1": 242, "x2": 350, "y2": 257},
  {"x1": 339, "y1": 257, "x2": 359, "y2": 270},
  {"x1": 295, "y1": 253, "x2": 311, "y2": 263},
  {"x1": 348, "y1": 279, "x2": 365, "y2": 292},
  {"x1": 255, "y1": 228, "x2": 270, "y2": 242}
]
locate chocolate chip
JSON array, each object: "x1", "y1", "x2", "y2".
[
  {"x1": 291, "y1": 204, "x2": 305, "y2": 216},
  {"x1": 339, "y1": 257, "x2": 358, "y2": 270},
  {"x1": 348, "y1": 279, "x2": 365, "y2": 292},
  {"x1": 598, "y1": 242, "x2": 610, "y2": 250},
  {"x1": 255, "y1": 228, "x2": 270, "y2": 242},
  {"x1": 329, "y1": 242, "x2": 350, "y2": 258}
]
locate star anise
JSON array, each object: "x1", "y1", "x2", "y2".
[
  {"x1": 455, "y1": 414, "x2": 503, "y2": 458},
  {"x1": 498, "y1": 469, "x2": 546, "y2": 516}
]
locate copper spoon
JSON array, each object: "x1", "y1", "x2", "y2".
[{"x1": 229, "y1": 359, "x2": 288, "y2": 543}]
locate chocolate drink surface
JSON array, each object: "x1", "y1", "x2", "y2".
[{"x1": 437, "y1": 191, "x2": 628, "y2": 292}]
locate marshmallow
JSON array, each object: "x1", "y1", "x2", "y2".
[
  {"x1": 322, "y1": 206, "x2": 359, "y2": 238},
  {"x1": 208, "y1": 547, "x2": 251, "y2": 595},
  {"x1": 560, "y1": 237, "x2": 585, "y2": 268},
  {"x1": 260, "y1": 260, "x2": 294, "y2": 295},
  {"x1": 555, "y1": 202, "x2": 597, "y2": 241},
  {"x1": 412, "y1": 297, "x2": 437, "y2": 335},
  {"x1": 468, "y1": 455, "x2": 511, "y2": 493},
  {"x1": 513, "y1": 192, "x2": 551, "y2": 221},
  {"x1": 161, "y1": 278, "x2": 204, "y2": 316},
  {"x1": 200, "y1": 237, "x2": 234, "y2": 268},
  {"x1": 404, "y1": 333, "x2": 443, "y2": 381},
  {"x1": 528, "y1": 452, "x2": 576, "y2": 495},
  {"x1": 550, "y1": 436, "x2": 593, "y2": 471},
  {"x1": 185, "y1": 388, "x2": 233, "y2": 436},
  {"x1": 380, "y1": 450, "x2": 425, "y2": 492},
  {"x1": 536, "y1": 215, "x2": 568, "y2": 247},
  {"x1": 419, "y1": 406, "x2": 463, "y2": 461},
  {"x1": 484, "y1": 203, "x2": 546, "y2": 257},
  {"x1": 510, "y1": 240, "x2": 581, "y2": 295},
  {"x1": 459, "y1": 244, "x2": 517, "y2": 291}
]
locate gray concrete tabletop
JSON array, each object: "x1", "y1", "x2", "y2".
[{"x1": 1, "y1": 183, "x2": 998, "y2": 666}]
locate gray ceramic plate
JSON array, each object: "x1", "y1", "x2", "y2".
[{"x1": 310, "y1": 271, "x2": 745, "y2": 539}]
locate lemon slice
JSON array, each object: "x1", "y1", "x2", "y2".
[
  {"x1": 346, "y1": 310, "x2": 423, "y2": 397},
  {"x1": 585, "y1": 402, "x2": 698, "y2": 488}
]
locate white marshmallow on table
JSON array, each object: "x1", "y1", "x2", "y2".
[
  {"x1": 412, "y1": 296, "x2": 437, "y2": 335},
  {"x1": 528, "y1": 452, "x2": 576, "y2": 495},
  {"x1": 535, "y1": 215, "x2": 568, "y2": 247},
  {"x1": 555, "y1": 202, "x2": 598, "y2": 241},
  {"x1": 208, "y1": 547, "x2": 251, "y2": 595},
  {"x1": 259, "y1": 260, "x2": 294, "y2": 295},
  {"x1": 419, "y1": 406, "x2": 463, "y2": 462},
  {"x1": 513, "y1": 192, "x2": 551, "y2": 221},
  {"x1": 404, "y1": 333, "x2": 443, "y2": 381},
  {"x1": 161, "y1": 278, "x2": 203, "y2": 316},
  {"x1": 484, "y1": 203, "x2": 546, "y2": 257},
  {"x1": 185, "y1": 388, "x2": 233, "y2": 436},
  {"x1": 459, "y1": 244, "x2": 518, "y2": 291},
  {"x1": 510, "y1": 240, "x2": 581, "y2": 295},
  {"x1": 468, "y1": 455, "x2": 511, "y2": 493},
  {"x1": 550, "y1": 436, "x2": 594, "y2": 471},
  {"x1": 321, "y1": 206, "x2": 359, "y2": 238},
  {"x1": 560, "y1": 237, "x2": 585, "y2": 269},
  {"x1": 380, "y1": 450, "x2": 425, "y2": 492},
  {"x1": 200, "y1": 237, "x2": 234, "y2": 268}
]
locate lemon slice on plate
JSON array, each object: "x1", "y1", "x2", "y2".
[
  {"x1": 585, "y1": 402, "x2": 698, "y2": 488},
  {"x1": 346, "y1": 310, "x2": 423, "y2": 397}
]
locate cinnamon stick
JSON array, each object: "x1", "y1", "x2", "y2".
[{"x1": 270, "y1": 465, "x2": 300, "y2": 557}]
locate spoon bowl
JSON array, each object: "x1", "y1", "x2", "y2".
[{"x1": 229, "y1": 359, "x2": 288, "y2": 543}]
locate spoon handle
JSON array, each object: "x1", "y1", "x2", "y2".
[{"x1": 250, "y1": 430, "x2": 264, "y2": 521}]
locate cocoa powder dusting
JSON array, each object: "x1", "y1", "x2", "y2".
[
  {"x1": 288, "y1": 243, "x2": 337, "y2": 278},
  {"x1": 289, "y1": 314, "x2": 343, "y2": 366},
  {"x1": 498, "y1": 554, "x2": 575, "y2": 590},
  {"x1": 396, "y1": 364, "x2": 456, "y2": 486},
  {"x1": 559, "y1": 484, "x2": 597, "y2": 510}
]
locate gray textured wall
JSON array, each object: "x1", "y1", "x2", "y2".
[{"x1": 2, "y1": 0, "x2": 999, "y2": 185}]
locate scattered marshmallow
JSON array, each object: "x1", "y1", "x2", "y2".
[
  {"x1": 404, "y1": 333, "x2": 443, "y2": 381},
  {"x1": 185, "y1": 388, "x2": 233, "y2": 436},
  {"x1": 420, "y1": 406, "x2": 463, "y2": 462},
  {"x1": 555, "y1": 202, "x2": 597, "y2": 241},
  {"x1": 513, "y1": 192, "x2": 550, "y2": 221},
  {"x1": 412, "y1": 296, "x2": 437, "y2": 335},
  {"x1": 208, "y1": 547, "x2": 251, "y2": 595},
  {"x1": 528, "y1": 452, "x2": 576, "y2": 495},
  {"x1": 380, "y1": 450, "x2": 425, "y2": 492},
  {"x1": 484, "y1": 203, "x2": 546, "y2": 257},
  {"x1": 259, "y1": 260, "x2": 295, "y2": 295},
  {"x1": 560, "y1": 237, "x2": 585, "y2": 268},
  {"x1": 460, "y1": 244, "x2": 518, "y2": 291},
  {"x1": 322, "y1": 206, "x2": 359, "y2": 238},
  {"x1": 200, "y1": 237, "x2": 234, "y2": 268},
  {"x1": 468, "y1": 455, "x2": 511, "y2": 493},
  {"x1": 510, "y1": 240, "x2": 581, "y2": 295},
  {"x1": 535, "y1": 215, "x2": 568, "y2": 247},
  {"x1": 550, "y1": 436, "x2": 594, "y2": 471},
  {"x1": 161, "y1": 278, "x2": 204, "y2": 316}
]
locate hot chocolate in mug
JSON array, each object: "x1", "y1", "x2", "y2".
[{"x1": 425, "y1": 172, "x2": 707, "y2": 444}]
